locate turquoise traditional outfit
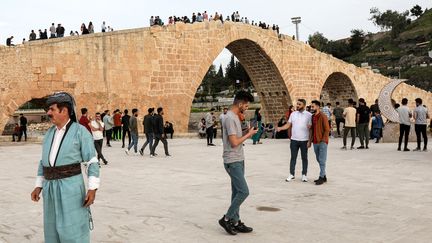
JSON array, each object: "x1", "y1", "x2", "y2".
[{"x1": 35, "y1": 121, "x2": 100, "y2": 243}]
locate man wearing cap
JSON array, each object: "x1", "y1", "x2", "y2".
[{"x1": 30, "y1": 92, "x2": 100, "y2": 243}]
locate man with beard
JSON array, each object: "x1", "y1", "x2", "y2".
[
  {"x1": 30, "y1": 92, "x2": 100, "y2": 243},
  {"x1": 218, "y1": 91, "x2": 258, "y2": 235},
  {"x1": 309, "y1": 100, "x2": 330, "y2": 185},
  {"x1": 276, "y1": 99, "x2": 312, "y2": 182}
]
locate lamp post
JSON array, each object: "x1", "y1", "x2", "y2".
[{"x1": 291, "y1": 17, "x2": 301, "y2": 41}]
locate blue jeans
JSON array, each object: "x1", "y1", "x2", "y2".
[
  {"x1": 128, "y1": 133, "x2": 139, "y2": 153},
  {"x1": 313, "y1": 142, "x2": 328, "y2": 177},
  {"x1": 224, "y1": 161, "x2": 249, "y2": 223},
  {"x1": 290, "y1": 140, "x2": 308, "y2": 176}
]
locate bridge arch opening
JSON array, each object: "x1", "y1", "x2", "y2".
[
  {"x1": 2, "y1": 97, "x2": 49, "y2": 137},
  {"x1": 189, "y1": 39, "x2": 292, "y2": 135},
  {"x1": 320, "y1": 72, "x2": 358, "y2": 107}
]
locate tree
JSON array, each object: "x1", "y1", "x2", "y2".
[
  {"x1": 349, "y1": 29, "x2": 365, "y2": 53},
  {"x1": 410, "y1": 5, "x2": 423, "y2": 18},
  {"x1": 217, "y1": 64, "x2": 224, "y2": 78},
  {"x1": 308, "y1": 32, "x2": 328, "y2": 51},
  {"x1": 225, "y1": 55, "x2": 251, "y2": 90},
  {"x1": 322, "y1": 41, "x2": 352, "y2": 60},
  {"x1": 369, "y1": 7, "x2": 410, "y2": 38}
]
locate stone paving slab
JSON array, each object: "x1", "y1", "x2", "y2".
[{"x1": 0, "y1": 138, "x2": 431, "y2": 243}]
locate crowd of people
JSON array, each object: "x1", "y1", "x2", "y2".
[
  {"x1": 77, "y1": 106, "x2": 175, "y2": 166},
  {"x1": 150, "y1": 10, "x2": 280, "y2": 34},
  {"x1": 4, "y1": 11, "x2": 282, "y2": 46},
  {"x1": 5, "y1": 21, "x2": 114, "y2": 46},
  {"x1": 25, "y1": 90, "x2": 431, "y2": 240}
]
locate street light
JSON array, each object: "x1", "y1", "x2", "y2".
[{"x1": 291, "y1": 17, "x2": 301, "y2": 41}]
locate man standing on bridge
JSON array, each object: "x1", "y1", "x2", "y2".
[
  {"x1": 30, "y1": 92, "x2": 100, "y2": 243},
  {"x1": 219, "y1": 91, "x2": 258, "y2": 235}
]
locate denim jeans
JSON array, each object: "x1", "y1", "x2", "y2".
[
  {"x1": 141, "y1": 133, "x2": 154, "y2": 152},
  {"x1": 290, "y1": 140, "x2": 308, "y2": 176},
  {"x1": 313, "y1": 142, "x2": 328, "y2": 177},
  {"x1": 128, "y1": 133, "x2": 139, "y2": 153},
  {"x1": 224, "y1": 161, "x2": 249, "y2": 223}
]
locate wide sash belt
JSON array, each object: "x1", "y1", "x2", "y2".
[{"x1": 43, "y1": 163, "x2": 82, "y2": 180}]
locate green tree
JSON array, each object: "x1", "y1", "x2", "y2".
[
  {"x1": 308, "y1": 32, "x2": 329, "y2": 51},
  {"x1": 322, "y1": 41, "x2": 352, "y2": 60},
  {"x1": 349, "y1": 29, "x2": 365, "y2": 53},
  {"x1": 369, "y1": 8, "x2": 410, "y2": 38},
  {"x1": 410, "y1": 5, "x2": 423, "y2": 18}
]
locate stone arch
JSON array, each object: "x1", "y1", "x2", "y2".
[
  {"x1": 320, "y1": 72, "x2": 358, "y2": 107},
  {"x1": 190, "y1": 38, "x2": 293, "y2": 126},
  {"x1": 1, "y1": 94, "x2": 50, "y2": 135}
]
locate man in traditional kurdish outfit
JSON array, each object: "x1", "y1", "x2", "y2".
[{"x1": 31, "y1": 92, "x2": 100, "y2": 243}]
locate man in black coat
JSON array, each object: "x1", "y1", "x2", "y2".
[
  {"x1": 150, "y1": 107, "x2": 170, "y2": 157},
  {"x1": 18, "y1": 113, "x2": 28, "y2": 141},
  {"x1": 140, "y1": 108, "x2": 155, "y2": 156},
  {"x1": 121, "y1": 109, "x2": 131, "y2": 148}
]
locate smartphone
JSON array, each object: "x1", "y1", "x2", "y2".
[{"x1": 250, "y1": 120, "x2": 258, "y2": 129}]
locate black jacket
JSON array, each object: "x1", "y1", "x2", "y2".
[
  {"x1": 143, "y1": 114, "x2": 154, "y2": 134},
  {"x1": 153, "y1": 114, "x2": 164, "y2": 135},
  {"x1": 121, "y1": 115, "x2": 130, "y2": 130}
]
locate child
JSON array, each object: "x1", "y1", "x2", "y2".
[{"x1": 371, "y1": 111, "x2": 384, "y2": 143}]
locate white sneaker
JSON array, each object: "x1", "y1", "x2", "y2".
[
  {"x1": 150, "y1": 154, "x2": 154, "y2": 158},
  {"x1": 125, "y1": 149, "x2": 129, "y2": 155},
  {"x1": 302, "y1": 175, "x2": 308, "y2": 182},
  {"x1": 285, "y1": 174, "x2": 295, "y2": 182}
]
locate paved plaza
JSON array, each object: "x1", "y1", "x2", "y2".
[{"x1": 0, "y1": 138, "x2": 431, "y2": 243}]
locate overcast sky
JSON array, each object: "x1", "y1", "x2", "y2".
[{"x1": 1, "y1": 0, "x2": 430, "y2": 66}]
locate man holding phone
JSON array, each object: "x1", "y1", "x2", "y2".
[{"x1": 219, "y1": 91, "x2": 258, "y2": 235}]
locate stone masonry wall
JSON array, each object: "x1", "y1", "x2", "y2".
[{"x1": 0, "y1": 21, "x2": 431, "y2": 134}]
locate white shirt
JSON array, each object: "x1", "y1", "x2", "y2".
[
  {"x1": 91, "y1": 120, "x2": 104, "y2": 140},
  {"x1": 35, "y1": 120, "x2": 100, "y2": 190},
  {"x1": 219, "y1": 113, "x2": 227, "y2": 124},
  {"x1": 49, "y1": 120, "x2": 70, "y2": 166},
  {"x1": 288, "y1": 110, "x2": 312, "y2": 141}
]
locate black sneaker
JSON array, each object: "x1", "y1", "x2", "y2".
[
  {"x1": 314, "y1": 176, "x2": 327, "y2": 183},
  {"x1": 315, "y1": 177, "x2": 326, "y2": 185},
  {"x1": 218, "y1": 216, "x2": 237, "y2": 235},
  {"x1": 397, "y1": 148, "x2": 401, "y2": 151},
  {"x1": 103, "y1": 160, "x2": 108, "y2": 165},
  {"x1": 357, "y1": 146, "x2": 365, "y2": 149},
  {"x1": 234, "y1": 220, "x2": 253, "y2": 233},
  {"x1": 403, "y1": 148, "x2": 410, "y2": 152},
  {"x1": 139, "y1": 149, "x2": 144, "y2": 156}
]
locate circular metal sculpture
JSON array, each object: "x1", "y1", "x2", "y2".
[{"x1": 378, "y1": 79, "x2": 404, "y2": 123}]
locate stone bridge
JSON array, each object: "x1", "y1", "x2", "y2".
[{"x1": 0, "y1": 21, "x2": 431, "y2": 134}]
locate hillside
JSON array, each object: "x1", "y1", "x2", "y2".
[{"x1": 347, "y1": 8, "x2": 432, "y2": 91}]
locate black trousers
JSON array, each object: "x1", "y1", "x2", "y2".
[
  {"x1": 113, "y1": 126, "x2": 121, "y2": 140},
  {"x1": 343, "y1": 127, "x2": 356, "y2": 147},
  {"x1": 151, "y1": 134, "x2": 169, "y2": 156},
  {"x1": 335, "y1": 118, "x2": 345, "y2": 136},
  {"x1": 18, "y1": 126, "x2": 27, "y2": 141},
  {"x1": 206, "y1": 127, "x2": 214, "y2": 144},
  {"x1": 415, "y1": 124, "x2": 428, "y2": 149},
  {"x1": 122, "y1": 128, "x2": 131, "y2": 147},
  {"x1": 398, "y1": 124, "x2": 411, "y2": 149},
  {"x1": 105, "y1": 129, "x2": 113, "y2": 145},
  {"x1": 94, "y1": 139, "x2": 107, "y2": 162}
]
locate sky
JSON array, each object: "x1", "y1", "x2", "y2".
[{"x1": 1, "y1": 0, "x2": 430, "y2": 67}]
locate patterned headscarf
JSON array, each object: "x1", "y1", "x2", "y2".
[{"x1": 46, "y1": 92, "x2": 77, "y2": 122}]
